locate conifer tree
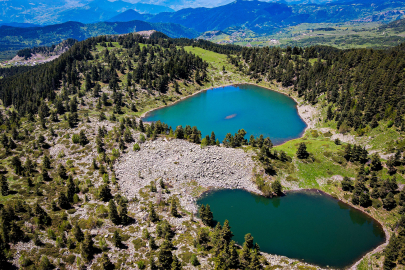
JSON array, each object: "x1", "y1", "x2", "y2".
[
  {"x1": 79, "y1": 130, "x2": 88, "y2": 146},
  {"x1": 112, "y1": 230, "x2": 121, "y2": 247},
  {"x1": 58, "y1": 192, "x2": 70, "y2": 209},
  {"x1": 81, "y1": 232, "x2": 94, "y2": 262},
  {"x1": 383, "y1": 192, "x2": 397, "y2": 210},
  {"x1": 57, "y1": 164, "x2": 67, "y2": 179},
  {"x1": 11, "y1": 156, "x2": 23, "y2": 175},
  {"x1": 149, "y1": 202, "x2": 159, "y2": 223},
  {"x1": 249, "y1": 250, "x2": 261, "y2": 270},
  {"x1": 240, "y1": 241, "x2": 251, "y2": 269},
  {"x1": 66, "y1": 176, "x2": 76, "y2": 202},
  {"x1": 149, "y1": 236, "x2": 157, "y2": 250},
  {"x1": 73, "y1": 223, "x2": 84, "y2": 242},
  {"x1": 108, "y1": 200, "x2": 120, "y2": 225},
  {"x1": 0, "y1": 175, "x2": 8, "y2": 196},
  {"x1": 158, "y1": 240, "x2": 173, "y2": 269},
  {"x1": 342, "y1": 177, "x2": 354, "y2": 191},
  {"x1": 371, "y1": 153, "x2": 382, "y2": 171},
  {"x1": 120, "y1": 203, "x2": 129, "y2": 225},
  {"x1": 296, "y1": 142, "x2": 309, "y2": 159},
  {"x1": 221, "y1": 220, "x2": 234, "y2": 243},
  {"x1": 100, "y1": 253, "x2": 114, "y2": 270},
  {"x1": 99, "y1": 184, "x2": 112, "y2": 202},
  {"x1": 200, "y1": 204, "x2": 213, "y2": 226},
  {"x1": 170, "y1": 198, "x2": 178, "y2": 217},
  {"x1": 171, "y1": 255, "x2": 182, "y2": 270},
  {"x1": 271, "y1": 180, "x2": 283, "y2": 195}
]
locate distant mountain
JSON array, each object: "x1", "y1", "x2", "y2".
[
  {"x1": 148, "y1": 0, "x2": 293, "y2": 33},
  {"x1": 107, "y1": 9, "x2": 149, "y2": 22},
  {"x1": 147, "y1": 0, "x2": 291, "y2": 33},
  {"x1": 0, "y1": 22, "x2": 42, "y2": 28},
  {"x1": 0, "y1": 20, "x2": 198, "y2": 52},
  {"x1": 145, "y1": 0, "x2": 405, "y2": 33},
  {"x1": 132, "y1": 3, "x2": 174, "y2": 14},
  {"x1": 2, "y1": 0, "x2": 405, "y2": 33},
  {"x1": 0, "y1": 0, "x2": 172, "y2": 25}
]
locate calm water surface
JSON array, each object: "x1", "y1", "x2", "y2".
[
  {"x1": 143, "y1": 84, "x2": 307, "y2": 144},
  {"x1": 198, "y1": 189, "x2": 385, "y2": 269}
]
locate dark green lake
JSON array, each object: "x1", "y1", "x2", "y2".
[
  {"x1": 198, "y1": 189, "x2": 385, "y2": 269},
  {"x1": 143, "y1": 84, "x2": 307, "y2": 144}
]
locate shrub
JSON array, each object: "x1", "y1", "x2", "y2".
[
  {"x1": 73, "y1": 194, "x2": 80, "y2": 204},
  {"x1": 137, "y1": 260, "x2": 145, "y2": 269},
  {"x1": 47, "y1": 228, "x2": 56, "y2": 240},
  {"x1": 201, "y1": 138, "x2": 208, "y2": 148},
  {"x1": 191, "y1": 254, "x2": 200, "y2": 266},
  {"x1": 133, "y1": 143, "x2": 140, "y2": 151},
  {"x1": 139, "y1": 134, "x2": 145, "y2": 143},
  {"x1": 112, "y1": 148, "x2": 120, "y2": 158},
  {"x1": 72, "y1": 134, "x2": 80, "y2": 144},
  {"x1": 19, "y1": 253, "x2": 32, "y2": 267}
]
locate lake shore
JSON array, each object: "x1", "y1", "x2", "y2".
[{"x1": 140, "y1": 82, "x2": 318, "y2": 134}]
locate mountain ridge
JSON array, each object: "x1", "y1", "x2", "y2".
[{"x1": 0, "y1": 20, "x2": 198, "y2": 53}]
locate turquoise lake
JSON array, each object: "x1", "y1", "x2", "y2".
[
  {"x1": 198, "y1": 189, "x2": 385, "y2": 269},
  {"x1": 143, "y1": 84, "x2": 307, "y2": 145}
]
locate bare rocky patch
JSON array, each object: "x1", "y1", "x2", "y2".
[{"x1": 115, "y1": 138, "x2": 260, "y2": 213}]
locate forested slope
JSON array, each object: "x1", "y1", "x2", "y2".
[{"x1": 0, "y1": 32, "x2": 404, "y2": 269}]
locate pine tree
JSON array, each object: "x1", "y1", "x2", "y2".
[
  {"x1": 149, "y1": 256, "x2": 156, "y2": 270},
  {"x1": 200, "y1": 204, "x2": 213, "y2": 226},
  {"x1": 342, "y1": 177, "x2": 354, "y2": 191},
  {"x1": 100, "y1": 253, "x2": 114, "y2": 270},
  {"x1": 228, "y1": 241, "x2": 240, "y2": 268},
  {"x1": 11, "y1": 156, "x2": 23, "y2": 175},
  {"x1": 42, "y1": 155, "x2": 51, "y2": 169},
  {"x1": 240, "y1": 241, "x2": 251, "y2": 269},
  {"x1": 67, "y1": 176, "x2": 76, "y2": 202},
  {"x1": 120, "y1": 203, "x2": 129, "y2": 225},
  {"x1": 383, "y1": 192, "x2": 397, "y2": 210},
  {"x1": 371, "y1": 153, "x2": 382, "y2": 171},
  {"x1": 249, "y1": 250, "x2": 261, "y2": 270},
  {"x1": 99, "y1": 184, "x2": 112, "y2": 202},
  {"x1": 221, "y1": 220, "x2": 234, "y2": 243},
  {"x1": 296, "y1": 142, "x2": 309, "y2": 159},
  {"x1": 81, "y1": 232, "x2": 94, "y2": 262},
  {"x1": 57, "y1": 164, "x2": 67, "y2": 179},
  {"x1": 149, "y1": 202, "x2": 159, "y2": 222},
  {"x1": 170, "y1": 198, "x2": 178, "y2": 217},
  {"x1": 112, "y1": 230, "x2": 121, "y2": 247},
  {"x1": 149, "y1": 236, "x2": 157, "y2": 250},
  {"x1": 210, "y1": 131, "x2": 216, "y2": 145},
  {"x1": 41, "y1": 169, "x2": 51, "y2": 182},
  {"x1": 38, "y1": 255, "x2": 52, "y2": 270},
  {"x1": 73, "y1": 223, "x2": 84, "y2": 242},
  {"x1": 158, "y1": 240, "x2": 173, "y2": 269},
  {"x1": 271, "y1": 180, "x2": 283, "y2": 195},
  {"x1": 108, "y1": 200, "x2": 120, "y2": 225},
  {"x1": 79, "y1": 130, "x2": 88, "y2": 146},
  {"x1": 244, "y1": 233, "x2": 254, "y2": 249},
  {"x1": 0, "y1": 175, "x2": 8, "y2": 196},
  {"x1": 383, "y1": 235, "x2": 398, "y2": 270},
  {"x1": 58, "y1": 192, "x2": 70, "y2": 209},
  {"x1": 171, "y1": 255, "x2": 182, "y2": 270}
]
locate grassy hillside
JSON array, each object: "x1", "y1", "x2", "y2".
[{"x1": 199, "y1": 21, "x2": 405, "y2": 49}]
